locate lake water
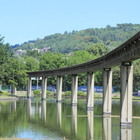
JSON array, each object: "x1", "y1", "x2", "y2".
[{"x1": 0, "y1": 98, "x2": 140, "y2": 139}]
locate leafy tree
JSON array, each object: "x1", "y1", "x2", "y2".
[
  {"x1": 3, "y1": 58, "x2": 27, "y2": 88},
  {"x1": 86, "y1": 43, "x2": 109, "y2": 56},
  {"x1": 25, "y1": 56, "x2": 39, "y2": 71}
]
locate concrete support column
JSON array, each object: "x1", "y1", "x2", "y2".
[
  {"x1": 71, "y1": 75, "x2": 78, "y2": 106},
  {"x1": 11, "y1": 85, "x2": 16, "y2": 96},
  {"x1": 103, "y1": 68, "x2": 112, "y2": 116},
  {"x1": 27, "y1": 77, "x2": 32, "y2": 98},
  {"x1": 87, "y1": 72, "x2": 94, "y2": 110},
  {"x1": 120, "y1": 62, "x2": 133, "y2": 127},
  {"x1": 42, "y1": 77, "x2": 47, "y2": 100},
  {"x1": 56, "y1": 76, "x2": 62, "y2": 102}
]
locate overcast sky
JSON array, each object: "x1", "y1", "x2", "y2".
[{"x1": 0, "y1": 0, "x2": 140, "y2": 45}]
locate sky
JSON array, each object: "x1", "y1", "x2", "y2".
[{"x1": 0, "y1": 0, "x2": 140, "y2": 45}]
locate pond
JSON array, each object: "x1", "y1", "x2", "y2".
[{"x1": 0, "y1": 98, "x2": 140, "y2": 139}]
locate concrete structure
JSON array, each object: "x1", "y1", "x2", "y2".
[
  {"x1": 120, "y1": 62, "x2": 133, "y2": 126},
  {"x1": 103, "y1": 68, "x2": 112, "y2": 116},
  {"x1": 56, "y1": 76, "x2": 62, "y2": 102},
  {"x1": 87, "y1": 72, "x2": 94, "y2": 110},
  {"x1": 71, "y1": 75, "x2": 78, "y2": 106},
  {"x1": 42, "y1": 77, "x2": 47, "y2": 100},
  {"x1": 26, "y1": 31, "x2": 140, "y2": 127}
]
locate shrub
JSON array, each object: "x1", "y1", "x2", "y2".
[
  {"x1": 78, "y1": 91, "x2": 85, "y2": 96},
  {"x1": 65, "y1": 91, "x2": 71, "y2": 96},
  {"x1": 33, "y1": 90, "x2": 41, "y2": 96},
  {"x1": 46, "y1": 90, "x2": 51, "y2": 95},
  {"x1": 1, "y1": 91, "x2": 9, "y2": 95}
]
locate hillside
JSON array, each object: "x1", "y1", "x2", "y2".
[{"x1": 11, "y1": 23, "x2": 140, "y2": 54}]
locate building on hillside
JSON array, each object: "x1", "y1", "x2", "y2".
[{"x1": 15, "y1": 49, "x2": 26, "y2": 55}]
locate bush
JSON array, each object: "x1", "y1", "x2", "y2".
[
  {"x1": 1, "y1": 91, "x2": 9, "y2": 95},
  {"x1": 65, "y1": 91, "x2": 71, "y2": 96},
  {"x1": 78, "y1": 91, "x2": 85, "y2": 96},
  {"x1": 46, "y1": 90, "x2": 51, "y2": 95},
  {"x1": 33, "y1": 90, "x2": 41, "y2": 96},
  {"x1": 53, "y1": 92, "x2": 56, "y2": 96}
]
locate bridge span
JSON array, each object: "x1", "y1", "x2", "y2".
[{"x1": 26, "y1": 31, "x2": 140, "y2": 127}]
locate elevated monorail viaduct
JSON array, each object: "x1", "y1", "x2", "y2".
[{"x1": 27, "y1": 31, "x2": 140, "y2": 127}]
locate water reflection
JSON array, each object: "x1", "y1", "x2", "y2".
[
  {"x1": 86, "y1": 110, "x2": 94, "y2": 140},
  {"x1": 35, "y1": 101, "x2": 39, "y2": 113},
  {"x1": 71, "y1": 106, "x2": 77, "y2": 136},
  {"x1": 41, "y1": 100, "x2": 46, "y2": 123},
  {"x1": 27, "y1": 98, "x2": 31, "y2": 120},
  {"x1": 12, "y1": 101, "x2": 16, "y2": 112},
  {"x1": 56, "y1": 102, "x2": 61, "y2": 128},
  {"x1": 121, "y1": 127, "x2": 132, "y2": 140},
  {"x1": 0, "y1": 103, "x2": 1, "y2": 112},
  {"x1": 103, "y1": 117, "x2": 111, "y2": 140}
]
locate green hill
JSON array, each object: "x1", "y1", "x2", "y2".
[{"x1": 11, "y1": 23, "x2": 140, "y2": 54}]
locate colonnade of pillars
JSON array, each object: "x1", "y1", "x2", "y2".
[{"x1": 27, "y1": 62, "x2": 133, "y2": 126}]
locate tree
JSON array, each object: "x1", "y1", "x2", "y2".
[
  {"x1": 86, "y1": 43, "x2": 109, "y2": 56},
  {"x1": 3, "y1": 58, "x2": 27, "y2": 88}
]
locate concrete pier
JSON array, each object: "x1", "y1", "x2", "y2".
[
  {"x1": 120, "y1": 63, "x2": 133, "y2": 127},
  {"x1": 56, "y1": 76, "x2": 62, "y2": 102},
  {"x1": 87, "y1": 72, "x2": 94, "y2": 110},
  {"x1": 71, "y1": 75, "x2": 78, "y2": 106},
  {"x1": 103, "y1": 68, "x2": 112, "y2": 116},
  {"x1": 11, "y1": 86, "x2": 16, "y2": 96},
  {"x1": 27, "y1": 78, "x2": 32, "y2": 98},
  {"x1": 42, "y1": 77, "x2": 47, "y2": 100}
]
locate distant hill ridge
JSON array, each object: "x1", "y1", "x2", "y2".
[{"x1": 11, "y1": 23, "x2": 140, "y2": 54}]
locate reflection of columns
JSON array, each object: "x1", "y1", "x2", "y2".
[
  {"x1": 103, "y1": 68, "x2": 112, "y2": 116},
  {"x1": 27, "y1": 99, "x2": 31, "y2": 120},
  {"x1": 86, "y1": 110, "x2": 93, "y2": 140},
  {"x1": 27, "y1": 77, "x2": 32, "y2": 98},
  {"x1": 35, "y1": 101, "x2": 39, "y2": 113},
  {"x1": 103, "y1": 117, "x2": 111, "y2": 140},
  {"x1": 56, "y1": 103, "x2": 62, "y2": 128},
  {"x1": 87, "y1": 72, "x2": 94, "y2": 110},
  {"x1": 71, "y1": 106, "x2": 77, "y2": 135},
  {"x1": 71, "y1": 75, "x2": 78, "y2": 106},
  {"x1": 41, "y1": 100, "x2": 46, "y2": 123},
  {"x1": 12, "y1": 101, "x2": 16, "y2": 112},
  {"x1": 56, "y1": 76, "x2": 62, "y2": 102},
  {"x1": 42, "y1": 77, "x2": 47, "y2": 100},
  {"x1": 120, "y1": 62, "x2": 133, "y2": 127},
  {"x1": 121, "y1": 127, "x2": 132, "y2": 140}
]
